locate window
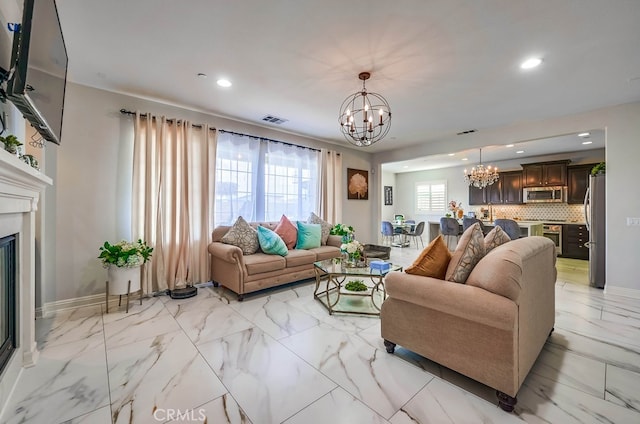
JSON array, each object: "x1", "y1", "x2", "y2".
[
  {"x1": 415, "y1": 180, "x2": 446, "y2": 213},
  {"x1": 214, "y1": 132, "x2": 320, "y2": 226}
]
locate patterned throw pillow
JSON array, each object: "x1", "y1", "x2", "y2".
[
  {"x1": 257, "y1": 226, "x2": 288, "y2": 256},
  {"x1": 274, "y1": 214, "x2": 298, "y2": 249},
  {"x1": 295, "y1": 221, "x2": 322, "y2": 249},
  {"x1": 405, "y1": 235, "x2": 452, "y2": 279},
  {"x1": 221, "y1": 216, "x2": 259, "y2": 255},
  {"x1": 445, "y1": 223, "x2": 485, "y2": 284},
  {"x1": 307, "y1": 212, "x2": 332, "y2": 245},
  {"x1": 484, "y1": 225, "x2": 511, "y2": 253}
]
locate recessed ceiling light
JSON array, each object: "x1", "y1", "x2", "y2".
[
  {"x1": 506, "y1": 144, "x2": 514, "y2": 148},
  {"x1": 217, "y1": 79, "x2": 232, "y2": 87},
  {"x1": 582, "y1": 141, "x2": 593, "y2": 145},
  {"x1": 197, "y1": 73, "x2": 207, "y2": 78},
  {"x1": 578, "y1": 132, "x2": 590, "y2": 137},
  {"x1": 520, "y1": 57, "x2": 542, "y2": 70},
  {"x1": 448, "y1": 153, "x2": 455, "y2": 156},
  {"x1": 516, "y1": 150, "x2": 525, "y2": 154},
  {"x1": 462, "y1": 158, "x2": 468, "y2": 161}
]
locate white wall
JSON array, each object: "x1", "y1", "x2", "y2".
[
  {"x1": 373, "y1": 102, "x2": 640, "y2": 296},
  {"x1": 44, "y1": 83, "x2": 373, "y2": 304}
]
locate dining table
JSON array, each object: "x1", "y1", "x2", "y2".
[{"x1": 391, "y1": 222, "x2": 412, "y2": 247}]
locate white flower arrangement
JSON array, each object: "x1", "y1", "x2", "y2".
[
  {"x1": 341, "y1": 240, "x2": 364, "y2": 256},
  {"x1": 98, "y1": 239, "x2": 153, "y2": 268}
]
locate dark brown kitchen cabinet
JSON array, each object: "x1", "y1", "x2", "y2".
[
  {"x1": 501, "y1": 171, "x2": 523, "y2": 204},
  {"x1": 563, "y1": 224, "x2": 589, "y2": 260},
  {"x1": 468, "y1": 186, "x2": 486, "y2": 205},
  {"x1": 567, "y1": 164, "x2": 597, "y2": 204},
  {"x1": 467, "y1": 171, "x2": 521, "y2": 205},
  {"x1": 485, "y1": 176, "x2": 503, "y2": 204},
  {"x1": 522, "y1": 160, "x2": 570, "y2": 187},
  {"x1": 468, "y1": 177, "x2": 502, "y2": 205}
]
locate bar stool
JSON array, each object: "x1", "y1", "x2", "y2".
[
  {"x1": 440, "y1": 217, "x2": 460, "y2": 251},
  {"x1": 463, "y1": 217, "x2": 486, "y2": 235},
  {"x1": 494, "y1": 219, "x2": 521, "y2": 240}
]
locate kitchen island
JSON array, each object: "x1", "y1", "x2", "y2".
[{"x1": 427, "y1": 220, "x2": 543, "y2": 244}]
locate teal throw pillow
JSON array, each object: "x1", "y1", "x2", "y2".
[
  {"x1": 295, "y1": 221, "x2": 321, "y2": 249},
  {"x1": 257, "y1": 225, "x2": 288, "y2": 256}
]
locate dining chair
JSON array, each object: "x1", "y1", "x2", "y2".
[
  {"x1": 404, "y1": 219, "x2": 416, "y2": 233},
  {"x1": 406, "y1": 221, "x2": 425, "y2": 249},
  {"x1": 380, "y1": 221, "x2": 396, "y2": 245}
]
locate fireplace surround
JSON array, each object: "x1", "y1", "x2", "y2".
[{"x1": 0, "y1": 149, "x2": 51, "y2": 412}]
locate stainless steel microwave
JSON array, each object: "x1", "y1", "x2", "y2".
[{"x1": 522, "y1": 186, "x2": 567, "y2": 203}]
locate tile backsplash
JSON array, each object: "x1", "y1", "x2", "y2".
[{"x1": 470, "y1": 203, "x2": 585, "y2": 222}]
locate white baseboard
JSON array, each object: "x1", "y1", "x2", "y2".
[
  {"x1": 35, "y1": 285, "x2": 207, "y2": 318},
  {"x1": 36, "y1": 293, "x2": 107, "y2": 318},
  {"x1": 603, "y1": 285, "x2": 640, "y2": 300}
]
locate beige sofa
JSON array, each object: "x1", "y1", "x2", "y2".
[
  {"x1": 208, "y1": 221, "x2": 342, "y2": 300},
  {"x1": 381, "y1": 236, "x2": 556, "y2": 412}
]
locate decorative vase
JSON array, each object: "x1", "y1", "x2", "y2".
[
  {"x1": 457, "y1": 209, "x2": 464, "y2": 219},
  {"x1": 107, "y1": 265, "x2": 141, "y2": 295},
  {"x1": 341, "y1": 233, "x2": 354, "y2": 243}
]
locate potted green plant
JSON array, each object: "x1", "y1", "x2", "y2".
[
  {"x1": 591, "y1": 162, "x2": 605, "y2": 175},
  {"x1": 99, "y1": 239, "x2": 153, "y2": 295},
  {"x1": 0, "y1": 134, "x2": 23, "y2": 155},
  {"x1": 330, "y1": 223, "x2": 355, "y2": 243}
]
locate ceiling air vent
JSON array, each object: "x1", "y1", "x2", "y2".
[
  {"x1": 261, "y1": 115, "x2": 288, "y2": 125},
  {"x1": 456, "y1": 129, "x2": 477, "y2": 135}
]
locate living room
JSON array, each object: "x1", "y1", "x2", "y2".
[{"x1": 1, "y1": 1, "x2": 640, "y2": 423}]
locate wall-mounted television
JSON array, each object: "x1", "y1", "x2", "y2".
[{"x1": 6, "y1": 0, "x2": 68, "y2": 145}]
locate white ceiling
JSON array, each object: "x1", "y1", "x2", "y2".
[
  {"x1": 382, "y1": 129, "x2": 605, "y2": 173},
  {"x1": 56, "y1": 0, "x2": 640, "y2": 157}
]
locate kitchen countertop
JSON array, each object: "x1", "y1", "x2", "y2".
[{"x1": 503, "y1": 220, "x2": 587, "y2": 225}]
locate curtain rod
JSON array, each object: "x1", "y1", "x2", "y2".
[{"x1": 119, "y1": 109, "x2": 323, "y2": 153}]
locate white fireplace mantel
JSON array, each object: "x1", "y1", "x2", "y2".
[{"x1": 0, "y1": 148, "x2": 52, "y2": 411}]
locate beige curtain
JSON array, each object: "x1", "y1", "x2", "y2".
[
  {"x1": 132, "y1": 112, "x2": 217, "y2": 293},
  {"x1": 319, "y1": 149, "x2": 342, "y2": 223}
]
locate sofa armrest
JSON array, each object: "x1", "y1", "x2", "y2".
[
  {"x1": 208, "y1": 241, "x2": 244, "y2": 264},
  {"x1": 327, "y1": 235, "x2": 342, "y2": 248},
  {"x1": 384, "y1": 271, "x2": 516, "y2": 331}
]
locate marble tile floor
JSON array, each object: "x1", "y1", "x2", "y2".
[{"x1": 2, "y1": 247, "x2": 639, "y2": 423}]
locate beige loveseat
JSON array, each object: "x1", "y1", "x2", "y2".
[
  {"x1": 381, "y1": 236, "x2": 556, "y2": 412},
  {"x1": 208, "y1": 221, "x2": 342, "y2": 300}
]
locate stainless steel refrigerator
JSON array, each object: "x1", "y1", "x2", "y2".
[{"x1": 584, "y1": 174, "x2": 606, "y2": 288}]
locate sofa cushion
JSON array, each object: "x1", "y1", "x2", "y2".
[
  {"x1": 284, "y1": 249, "x2": 317, "y2": 267},
  {"x1": 295, "y1": 221, "x2": 322, "y2": 249},
  {"x1": 445, "y1": 223, "x2": 485, "y2": 284},
  {"x1": 243, "y1": 253, "x2": 286, "y2": 275},
  {"x1": 307, "y1": 212, "x2": 332, "y2": 245},
  {"x1": 308, "y1": 245, "x2": 341, "y2": 261},
  {"x1": 221, "y1": 216, "x2": 259, "y2": 255},
  {"x1": 405, "y1": 235, "x2": 452, "y2": 279},
  {"x1": 257, "y1": 225, "x2": 288, "y2": 256},
  {"x1": 274, "y1": 215, "x2": 298, "y2": 249},
  {"x1": 484, "y1": 225, "x2": 511, "y2": 253}
]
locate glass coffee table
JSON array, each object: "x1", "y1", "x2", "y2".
[{"x1": 313, "y1": 258, "x2": 403, "y2": 316}]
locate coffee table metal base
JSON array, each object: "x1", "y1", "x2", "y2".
[{"x1": 313, "y1": 260, "x2": 402, "y2": 316}]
